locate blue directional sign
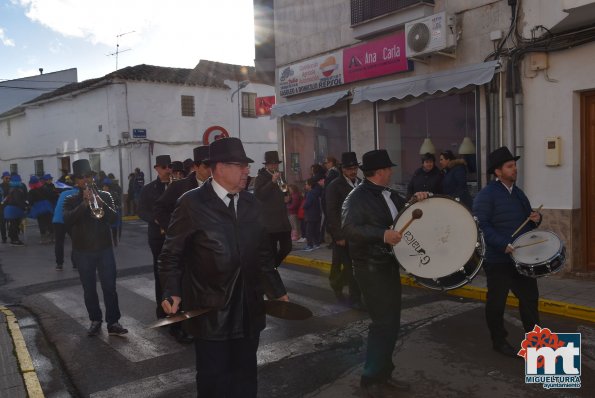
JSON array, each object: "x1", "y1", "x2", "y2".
[{"x1": 132, "y1": 129, "x2": 147, "y2": 139}]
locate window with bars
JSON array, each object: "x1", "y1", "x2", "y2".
[
  {"x1": 181, "y1": 95, "x2": 195, "y2": 117},
  {"x1": 34, "y1": 159, "x2": 44, "y2": 177},
  {"x1": 9, "y1": 164, "x2": 18, "y2": 174},
  {"x1": 241, "y1": 92, "x2": 257, "y2": 118},
  {"x1": 351, "y1": 0, "x2": 434, "y2": 25},
  {"x1": 89, "y1": 153, "x2": 101, "y2": 173}
]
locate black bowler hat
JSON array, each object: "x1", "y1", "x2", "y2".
[
  {"x1": 263, "y1": 151, "x2": 282, "y2": 164},
  {"x1": 360, "y1": 150, "x2": 397, "y2": 172},
  {"x1": 208, "y1": 137, "x2": 254, "y2": 163},
  {"x1": 171, "y1": 161, "x2": 184, "y2": 173},
  {"x1": 155, "y1": 155, "x2": 171, "y2": 168},
  {"x1": 487, "y1": 146, "x2": 520, "y2": 174},
  {"x1": 72, "y1": 159, "x2": 92, "y2": 178},
  {"x1": 340, "y1": 152, "x2": 359, "y2": 168},
  {"x1": 183, "y1": 158, "x2": 193, "y2": 170},
  {"x1": 193, "y1": 145, "x2": 210, "y2": 164}
]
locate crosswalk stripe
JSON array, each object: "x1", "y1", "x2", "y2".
[
  {"x1": 118, "y1": 275, "x2": 158, "y2": 302},
  {"x1": 42, "y1": 288, "x2": 185, "y2": 362},
  {"x1": 89, "y1": 368, "x2": 195, "y2": 398}
]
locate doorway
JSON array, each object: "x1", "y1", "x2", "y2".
[{"x1": 581, "y1": 91, "x2": 595, "y2": 271}]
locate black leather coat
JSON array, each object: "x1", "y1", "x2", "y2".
[
  {"x1": 154, "y1": 172, "x2": 200, "y2": 234},
  {"x1": 326, "y1": 175, "x2": 360, "y2": 241},
  {"x1": 254, "y1": 168, "x2": 291, "y2": 233},
  {"x1": 158, "y1": 180, "x2": 287, "y2": 340},
  {"x1": 138, "y1": 178, "x2": 168, "y2": 242},
  {"x1": 63, "y1": 189, "x2": 117, "y2": 251},
  {"x1": 342, "y1": 179, "x2": 406, "y2": 267}
]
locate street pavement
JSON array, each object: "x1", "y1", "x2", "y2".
[{"x1": 0, "y1": 219, "x2": 594, "y2": 397}]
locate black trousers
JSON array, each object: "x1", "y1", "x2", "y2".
[
  {"x1": 195, "y1": 336, "x2": 260, "y2": 398},
  {"x1": 7, "y1": 218, "x2": 21, "y2": 242},
  {"x1": 329, "y1": 243, "x2": 361, "y2": 302},
  {"x1": 0, "y1": 211, "x2": 6, "y2": 241},
  {"x1": 484, "y1": 261, "x2": 540, "y2": 343},
  {"x1": 38, "y1": 213, "x2": 53, "y2": 235},
  {"x1": 354, "y1": 262, "x2": 402, "y2": 386},
  {"x1": 53, "y1": 223, "x2": 71, "y2": 265},
  {"x1": 150, "y1": 238, "x2": 166, "y2": 318},
  {"x1": 268, "y1": 231, "x2": 292, "y2": 267}
]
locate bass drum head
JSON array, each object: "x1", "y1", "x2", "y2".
[
  {"x1": 511, "y1": 230, "x2": 562, "y2": 265},
  {"x1": 392, "y1": 196, "x2": 479, "y2": 280}
]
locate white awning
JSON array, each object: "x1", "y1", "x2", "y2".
[
  {"x1": 352, "y1": 60, "x2": 500, "y2": 104},
  {"x1": 271, "y1": 90, "x2": 350, "y2": 118}
]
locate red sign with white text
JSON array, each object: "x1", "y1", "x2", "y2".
[{"x1": 343, "y1": 31, "x2": 412, "y2": 83}]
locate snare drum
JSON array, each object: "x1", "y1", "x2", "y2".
[
  {"x1": 392, "y1": 196, "x2": 485, "y2": 290},
  {"x1": 511, "y1": 230, "x2": 566, "y2": 278}
]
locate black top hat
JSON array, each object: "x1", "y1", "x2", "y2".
[
  {"x1": 72, "y1": 159, "x2": 92, "y2": 178},
  {"x1": 360, "y1": 150, "x2": 397, "y2": 172},
  {"x1": 155, "y1": 155, "x2": 171, "y2": 168},
  {"x1": 208, "y1": 137, "x2": 254, "y2": 164},
  {"x1": 193, "y1": 145, "x2": 210, "y2": 164},
  {"x1": 340, "y1": 152, "x2": 359, "y2": 168},
  {"x1": 263, "y1": 151, "x2": 282, "y2": 164},
  {"x1": 487, "y1": 146, "x2": 520, "y2": 174},
  {"x1": 171, "y1": 161, "x2": 184, "y2": 173}
]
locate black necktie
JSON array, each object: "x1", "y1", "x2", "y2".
[{"x1": 227, "y1": 193, "x2": 236, "y2": 217}]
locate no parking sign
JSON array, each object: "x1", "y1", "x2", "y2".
[{"x1": 202, "y1": 126, "x2": 229, "y2": 145}]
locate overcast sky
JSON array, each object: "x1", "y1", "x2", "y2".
[{"x1": 0, "y1": 0, "x2": 257, "y2": 82}]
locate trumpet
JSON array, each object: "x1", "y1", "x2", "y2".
[
  {"x1": 85, "y1": 182, "x2": 105, "y2": 219},
  {"x1": 276, "y1": 173, "x2": 288, "y2": 193}
]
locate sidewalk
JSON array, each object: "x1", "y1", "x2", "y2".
[{"x1": 285, "y1": 241, "x2": 595, "y2": 323}]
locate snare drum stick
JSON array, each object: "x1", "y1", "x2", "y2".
[
  {"x1": 398, "y1": 209, "x2": 423, "y2": 235},
  {"x1": 511, "y1": 204, "x2": 543, "y2": 238},
  {"x1": 514, "y1": 239, "x2": 548, "y2": 250}
]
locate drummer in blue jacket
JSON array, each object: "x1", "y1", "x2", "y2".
[{"x1": 472, "y1": 146, "x2": 542, "y2": 358}]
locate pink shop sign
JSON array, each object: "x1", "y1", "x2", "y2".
[{"x1": 343, "y1": 32, "x2": 412, "y2": 83}]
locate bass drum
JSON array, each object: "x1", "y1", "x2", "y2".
[{"x1": 392, "y1": 195, "x2": 485, "y2": 290}]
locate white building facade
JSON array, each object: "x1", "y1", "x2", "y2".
[
  {"x1": 0, "y1": 61, "x2": 278, "y2": 187},
  {"x1": 255, "y1": 0, "x2": 595, "y2": 273}
]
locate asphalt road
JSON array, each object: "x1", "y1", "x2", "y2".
[{"x1": 1, "y1": 220, "x2": 594, "y2": 398}]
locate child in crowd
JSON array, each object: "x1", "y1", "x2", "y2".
[{"x1": 286, "y1": 184, "x2": 302, "y2": 241}]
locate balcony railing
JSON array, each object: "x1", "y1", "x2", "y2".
[{"x1": 351, "y1": 0, "x2": 435, "y2": 25}]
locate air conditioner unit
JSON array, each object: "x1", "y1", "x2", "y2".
[{"x1": 405, "y1": 12, "x2": 456, "y2": 59}]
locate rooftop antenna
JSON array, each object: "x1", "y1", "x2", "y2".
[{"x1": 107, "y1": 30, "x2": 135, "y2": 70}]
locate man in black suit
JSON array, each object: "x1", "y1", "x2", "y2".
[{"x1": 325, "y1": 152, "x2": 363, "y2": 308}]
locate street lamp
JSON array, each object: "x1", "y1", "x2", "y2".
[{"x1": 231, "y1": 80, "x2": 250, "y2": 140}]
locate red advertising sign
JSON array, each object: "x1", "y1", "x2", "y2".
[
  {"x1": 255, "y1": 96, "x2": 276, "y2": 116},
  {"x1": 343, "y1": 31, "x2": 412, "y2": 83}
]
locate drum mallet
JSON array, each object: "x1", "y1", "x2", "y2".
[
  {"x1": 511, "y1": 204, "x2": 543, "y2": 238},
  {"x1": 398, "y1": 209, "x2": 423, "y2": 234}
]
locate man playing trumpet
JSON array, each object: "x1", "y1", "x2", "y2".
[{"x1": 63, "y1": 159, "x2": 127, "y2": 337}]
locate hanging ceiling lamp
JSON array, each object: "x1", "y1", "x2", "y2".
[
  {"x1": 458, "y1": 94, "x2": 476, "y2": 155},
  {"x1": 419, "y1": 100, "x2": 436, "y2": 154}
]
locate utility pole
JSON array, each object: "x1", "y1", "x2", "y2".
[{"x1": 107, "y1": 31, "x2": 135, "y2": 70}]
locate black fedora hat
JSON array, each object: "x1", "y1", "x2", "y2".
[
  {"x1": 193, "y1": 145, "x2": 210, "y2": 164},
  {"x1": 72, "y1": 159, "x2": 92, "y2": 178},
  {"x1": 155, "y1": 155, "x2": 171, "y2": 168},
  {"x1": 208, "y1": 137, "x2": 254, "y2": 164},
  {"x1": 263, "y1": 151, "x2": 282, "y2": 164},
  {"x1": 360, "y1": 150, "x2": 397, "y2": 172},
  {"x1": 340, "y1": 152, "x2": 359, "y2": 168},
  {"x1": 487, "y1": 146, "x2": 520, "y2": 174}
]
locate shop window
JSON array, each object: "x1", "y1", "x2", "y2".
[
  {"x1": 34, "y1": 159, "x2": 44, "y2": 177},
  {"x1": 351, "y1": 0, "x2": 434, "y2": 25},
  {"x1": 89, "y1": 153, "x2": 101, "y2": 173},
  {"x1": 377, "y1": 91, "x2": 477, "y2": 197},
  {"x1": 242, "y1": 92, "x2": 257, "y2": 118},
  {"x1": 181, "y1": 95, "x2": 195, "y2": 117},
  {"x1": 283, "y1": 102, "x2": 349, "y2": 185}
]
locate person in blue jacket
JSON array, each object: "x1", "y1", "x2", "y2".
[
  {"x1": 53, "y1": 186, "x2": 79, "y2": 270},
  {"x1": 472, "y1": 146, "x2": 542, "y2": 358},
  {"x1": 439, "y1": 150, "x2": 473, "y2": 209}
]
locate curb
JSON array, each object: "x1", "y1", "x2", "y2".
[
  {"x1": 284, "y1": 255, "x2": 595, "y2": 323},
  {"x1": 122, "y1": 215, "x2": 140, "y2": 222},
  {"x1": 0, "y1": 306, "x2": 45, "y2": 398}
]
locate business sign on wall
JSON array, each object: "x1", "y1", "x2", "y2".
[
  {"x1": 278, "y1": 31, "x2": 411, "y2": 97},
  {"x1": 278, "y1": 51, "x2": 344, "y2": 97},
  {"x1": 343, "y1": 31, "x2": 412, "y2": 83}
]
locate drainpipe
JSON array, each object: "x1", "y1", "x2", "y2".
[
  {"x1": 118, "y1": 140, "x2": 124, "y2": 204},
  {"x1": 513, "y1": 59, "x2": 524, "y2": 188},
  {"x1": 505, "y1": 58, "x2": 515, "y2": 151}
]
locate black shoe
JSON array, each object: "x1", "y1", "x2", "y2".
[
  {"x1": 72, "y1": 263, "x2": 78, "y2": 270},
  {"x1": 383, "y1": 378, "x2": 411, "y2": 392},
  {"x1": 10, "y1": 240, "x2": 24, "y2": 246},
  {"x1": 493, "y1": 340, "x2": 520, "y2": 358},
  {"x1": 108, "y1": 322, "x2": 128, "y2": 336},
  {"x1": 55, "y1": 264, "x2": 63, "y2": 271},
  {"x1": 87, "y1": 321, "x2": 102, "y2": 336},
  {"x1": 169, "y1": 327, "x2": 194, "y2": 344}
]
